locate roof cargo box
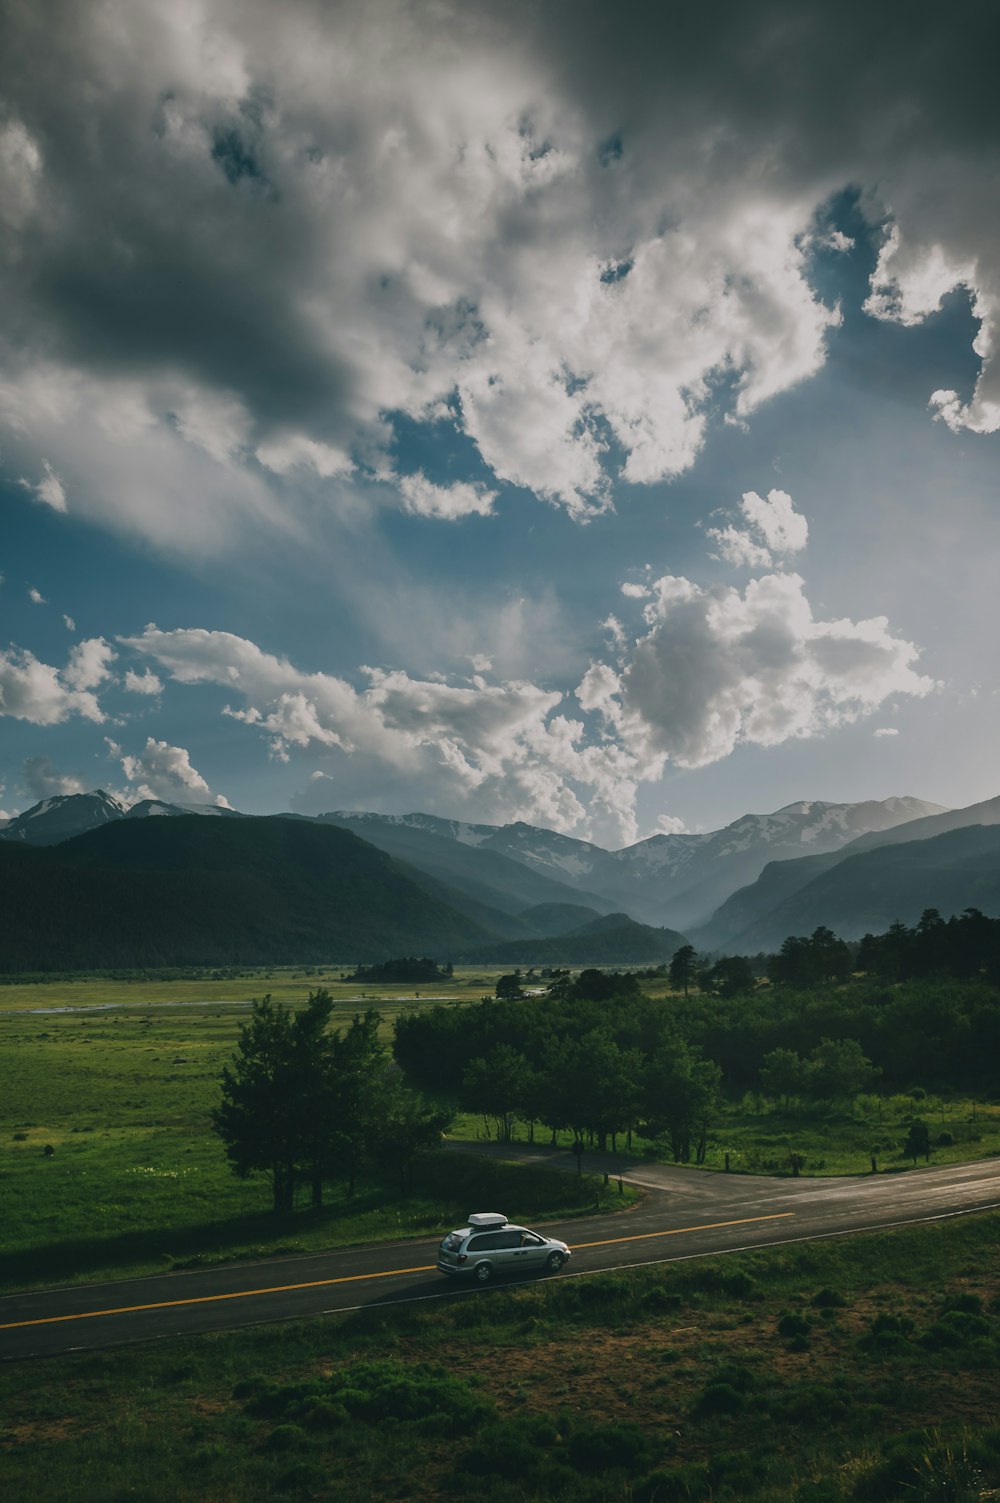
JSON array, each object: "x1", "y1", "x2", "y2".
[{"x1": 468, "y1": 1212, "x2": 508, "y2": 1230}]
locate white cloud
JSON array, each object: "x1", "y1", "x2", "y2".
[
  {"x1": 0, "y1": 643, "x2": 108, "y2": 724},
  {"x1": 124, "y1": 668, "x2": 163, "y2": 696},
  {"x1": 656, "y1": 813, "x2": 688, "y2": 835},
  {"x1": 63, "y1": 614, "x2": 76, "y2": 631},
  {"x1": 708, "y1": 489, "x2": 808, "y2": 569},
  {"x1": 0, "y1": 3, "x2": 855, "y2": 546},
  {"x1": 19, "y1": 460, "x2": 67, "y2": 512},
  {"x1": 865, "y1": 225, "x2": 1000, "y2": 435},
  {"x1": 123, "y1": 569, "x2": 936, "y2": 845},
  {"x1": 874, "y1": 726, "x2": 899, "y2": 737},
  {"x1": 63, "y1": 637, "x2": 117, "y2": 691},
  {"x1": 119, "y1": 736, "x2": 231, "y2": 807},
  {"x1": 28, "y1": 586, "x2": 45, "y2": 604},
  {"x1": 398, "y1": 471, "x2": 497, "y2": 520},
  {"x1": 588, "y1": 571, "x2": 937, "y2": 772}
]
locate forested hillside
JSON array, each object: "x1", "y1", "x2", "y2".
[{"x1": 0, "y1": 816, "x2": 495, "y2": 969}]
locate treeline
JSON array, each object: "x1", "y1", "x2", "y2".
[
  {"x1": 213, "y1": 991, "x2": 450, "y2": 1211},
  {"x1": 395, "y1": 978, "x2": 721, "y2": 1163},
  {"x1": 395, "y1": 970, "x2": 1000, "y2": 1125},
  {"x1": 347, "y1": 957, "x2": 453, "y2": 983},
  {"x1": 855, "y1": 908, "x2": 1000, "y2": 982},
  {"x1": 665, "y1": 977, "x2": 999, "y2": 1096}
]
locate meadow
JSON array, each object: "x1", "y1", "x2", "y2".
[
  {"x1": 3, "y1": 1208, "x2": 999, "y2": 1501},
  {"x1": 4, "y1": 968, "x2": 1000, "y2": 1291},
  {"x1": 0, "y1": 968, "x2": 631, "y2": 1290}
]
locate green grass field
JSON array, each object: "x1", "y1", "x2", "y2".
[
  {"x1": 3, "y1": 1208, "x2": 999, "y2": 1501},
  {"x1": 3, "y1": 972, "x2": 999, "y2": 1293}
]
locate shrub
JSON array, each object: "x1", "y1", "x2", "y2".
[
  {"x1": 777, "y1": 1312, "x2": 811, "y2": 1338},
  {"x1": 941, "y1": 1292, "x2": 983, "y2": 1315},
  {"x1": 264, "y1": 1423, "x2": 306, "y2": 1452},
  {"x1": 634, "y1": 1463, "x2": 708, "y2": 1501},
  {"x1": 568, "y1": 1420, "x2": 655, "y2": 1474},
  {"x1": 920, "y1": 1310, "x2": 992, "y2": 1350},
  {"x1": 693, "y1": 1381, "x2": 745, "y2": 1417},
  {"x1": 812, "y1": 1287, "x2": 847, "y2": 1309}
]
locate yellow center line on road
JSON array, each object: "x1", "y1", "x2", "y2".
[
  {"x1": 573, "y1": 1211, "x2": 793, "y2": 1251},
  {"x1": 0, "y1": 1211, "x2": 794, "y2": 1333}
]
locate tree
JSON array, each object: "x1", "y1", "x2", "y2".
[
  {"x1": 903, "y1": 1119, "x2": 931, "y2": 1164},
  {"x1": 495, "y1": 971, "x2": 524, "y2": 1000},
  {"x1": 699, "y1": 955, "x2": 755, "y2": 998},
  {"x1": 371, "y1": 1082, "x2": 453, "y2": 1194},
  {"x1": 759, "y1": 1047, "x2": 809, "y2": 1107},
  {"x1": 669, "y1": 944, "x2": 698, "y2": 996},
  {"x1": 642, "y1": 1040, "x2": 721, "y2": 1163},
  {"x1": 461, "y1": 1044, "x2": 532, "y2": 1142},
  {"x1": 807, "y1": 1037, "x2": 880, "y2": 1102},
  {"x1": 212, "y1": 995, "x2": 302, "y2": 1213}
]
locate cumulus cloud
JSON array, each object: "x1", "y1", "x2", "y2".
[
  {"x1": 708, "y1": 489, "x2": 808, "y2": 569},
  {"x1": 119, "y1": 736, "x2": 231, "y2": 807},
  {"x1": 13, "y1": 0, "x2": 981, "y2": 548},
  {"x1": 584, "y1": 571, "x2": 937, "y2": 773},
  {"x1": 28, "y1": 586, "x2": 45, "y2": 604},
  {"x1": 398, "y1": 472, "x2": 497, "y2": 520},
  {"x1": 63, "y1": 613, "x2": 76, "y2": 631},
  {"x1": 122, "y1": 571, "x2": 936, "y2": 843},
  {"x1": 123, "y1": 668, "x2": 163, "y2": 696},
  {"x1": 0, "y1": 641, "x2": 108, "y2": 724},
  {"x1": 865, "y1": 226, "x2": 1000, "y2": 435},
  {"x1": 63, "y1": 637, "x2": 116, "y2": 691}
]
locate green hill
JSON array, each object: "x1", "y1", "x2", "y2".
[
  {"x1": 458, "y1": 912, "x2": 687, "y2": 965},
  {"x1": 0, "y1": 816, "x2": 497, "y2": 970}
]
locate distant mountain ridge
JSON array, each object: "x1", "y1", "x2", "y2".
[
  {"x1": 2, "y1": 789, "x2": 949, "y2": 934},
  {"x1": 320, "y1": 796, "x2": 947, "y2": 929},
  {"x1": 696, "y1": 793, "x2": 1000, "y2": 951}
]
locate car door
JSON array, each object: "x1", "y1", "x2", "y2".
[{"x1": 515, "y1": 1230, "x2": 549, "y2": 1269}]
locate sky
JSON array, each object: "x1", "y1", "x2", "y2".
[{"x1": 2, "y1": 0, "x2": 999, "y2": 847}]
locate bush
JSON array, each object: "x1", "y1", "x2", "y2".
[
  {"x1": 568, "y1": 1421, "x2": 655, "y2": 1474},
  {"x1": 812, "y1": 1287, "x2": 847, "y2": 1309},
  {"x1": 634, "y1": 1463, "x2": 708, "y2": 1501},
  {"x1": 693, "y1": 1381, "x2": 745, "y2": 1417},
  {"x1": 264, "y1": 1423, "x2": 306, "y2": 1452},
  {"x1": 920, "y1": 1310, "x2": 992, "y2": 1350},
  {"x1": 777, "y1": 1312, "x2": 811, "y2": 1338}
]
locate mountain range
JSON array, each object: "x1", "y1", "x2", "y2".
[{"x1": 6, "y1": 787, "x2": 1000, "y2": 966}]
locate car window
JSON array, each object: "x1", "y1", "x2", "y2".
[
  {"x1": 468, "y1": 1232, "x2": 505, "y2": 1251},
  {"x1": 520, "y1": 1233, "x2": 544, "y2": 1246},
  {"x1": 496, "y1": 1230, "x2": 522, "y2": 1249},
  {"x1": 441, "y1": 1233, "x2": 463, "y2": 1251}
]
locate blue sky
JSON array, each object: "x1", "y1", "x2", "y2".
[{"x1": 2, "y1": 1, "x2": 999, "y2": 844}]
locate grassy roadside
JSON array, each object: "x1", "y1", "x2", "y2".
[{"x1": 3, "y1": 1210, "x2": 999, "y2": 1501}]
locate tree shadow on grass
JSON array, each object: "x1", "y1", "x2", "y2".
[{"x1": 0, "y1": 1187, "x2": 405, "y2": 1291}]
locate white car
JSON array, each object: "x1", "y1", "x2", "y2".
[{"x1": 436, "y1": 1212, "x2": 571, "y2": 1283}]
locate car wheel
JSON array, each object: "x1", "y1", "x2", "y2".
[
  {"x1": 545, "y1": 1252, "x2": 565, "y2": 1273},
  {"x1": 474, "y1": 1261, "x2": 494, "y2": 1283}
]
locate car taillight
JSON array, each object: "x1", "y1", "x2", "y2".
[{"x1": 457, "y1": 1253, "x2": 467, "y2": 1263}]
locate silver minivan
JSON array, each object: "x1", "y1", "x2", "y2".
[{"x1": 437, "y1": 1212, "x2": 571, "y2": 1283}]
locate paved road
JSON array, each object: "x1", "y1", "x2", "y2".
[{"x1": 3, "y1": 1150, "x2": 999, "y2": 1363}]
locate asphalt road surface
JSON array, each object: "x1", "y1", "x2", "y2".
[{"x1": 3, "y1": 1148, "x2": 999, "y2": 1363}]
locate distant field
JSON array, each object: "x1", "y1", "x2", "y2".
[
  {"x1": 0, "y1": 964, "x2": 506, "y2": 1013},
  {"x1": 4, "y1": 971, "x2": 999, "y2": 1292}
]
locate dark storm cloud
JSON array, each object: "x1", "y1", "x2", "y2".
[{"x1": 0, "y1": 0, "x2": 997, "y2": 543}]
